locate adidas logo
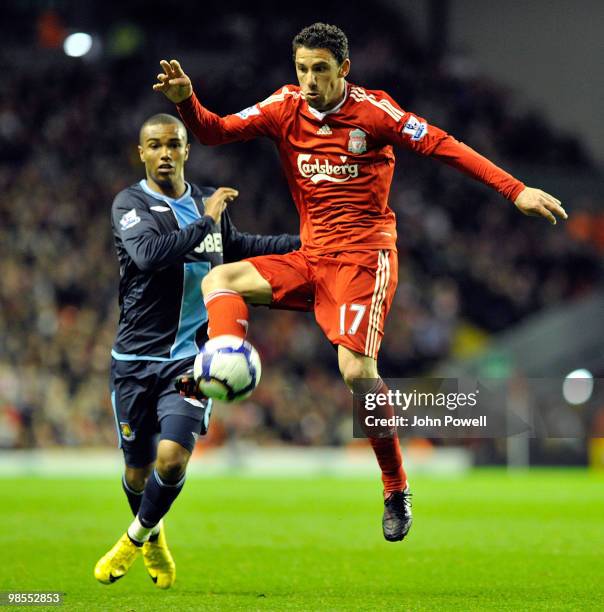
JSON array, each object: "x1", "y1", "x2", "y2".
[{"x1": 316, "y1": 125, "x2": 332, "y2": 135}]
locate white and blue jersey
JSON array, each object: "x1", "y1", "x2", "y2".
[{"x1": 111, "y1": 180, "x2": 299, "y2": 361}]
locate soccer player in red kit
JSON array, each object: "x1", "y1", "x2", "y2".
[{"x1": 154, "y1": 23, "x2": 567, "y2": 541}]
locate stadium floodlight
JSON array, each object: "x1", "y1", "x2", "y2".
[
  {"x1": 562, "y1": 368, "x2": 594, "y2": 405},
  {"x1": 63, "y1": 32, "x2": 93, "y2": 57}
]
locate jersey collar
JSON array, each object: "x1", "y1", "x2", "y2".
[
  {"x1": 139, "y1": 179, "x2": 191, "y2": 203},
  {"x1": 306, "y1": 81, "x2": 349, "y2": 121}
]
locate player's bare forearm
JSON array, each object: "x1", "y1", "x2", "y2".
[
  {"x1": 514, "y1": 187, "x2": 567, "y2": 225},
  {"x1": 153, "y1": 59, "x2": 193, "y2": 103}
]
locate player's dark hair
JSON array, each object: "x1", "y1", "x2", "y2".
[
  {"x1": 292, "y1": 23, "x2": 349, "y2": 65},
  {"x1": 139, "y1": 113, "x2": 187, "y2": 144}
]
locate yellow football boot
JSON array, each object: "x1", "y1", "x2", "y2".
[
  {"x1": 94, "y1": 532, "x2": 141, "y2": 584},
  {"x1": 142, "y1": 522, "x2": 176, "y2": 589}
]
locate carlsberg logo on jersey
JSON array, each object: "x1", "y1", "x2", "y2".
[{"x1": 297, "y1": 154, "x2": 360, "y2": 184}]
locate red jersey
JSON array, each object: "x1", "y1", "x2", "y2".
[{"x1": 177, "y1": 82, "x2": 524, "y2": 254}]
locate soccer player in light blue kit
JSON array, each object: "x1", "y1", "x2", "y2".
[{"x1": 94, "y1": 113, "x2": 299, "y2": 587}]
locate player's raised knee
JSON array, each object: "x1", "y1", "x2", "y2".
[
  {"x1": 155, "y1": 441, "x2": 189, "y2": 483},
  {"x1": 155, "y1": 457, "x2": 187, "y2": 483},
  {"x1": 202, "y1": 262, "x2": 272, "y2": 305},
  {"x1": 202, "y1": 265, "x2": 233, "y2": 295},
  {"x1": 201, "y1": 262, "x2": 250, "y2": 294}
]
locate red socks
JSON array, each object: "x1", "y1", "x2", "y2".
[
  {"x1": 369, "y1": 436, "x2": 407, "y2": 496},
  {"x1": 204, "y1": 289, "x2": 249, "y2": 339},
  {"x1": 362, "y1": 378, "x2": 407, "y2": 495}
]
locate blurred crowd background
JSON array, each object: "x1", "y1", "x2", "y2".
[{"x1": 1, "y1": 1, "x2": 602, "y2": 460}]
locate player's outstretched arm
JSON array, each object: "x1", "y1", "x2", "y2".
[
  {"x1": 514, "y1": 187, "x2": 567, "y2": 225},
  {"x1": 153, "y1": 59, "x2": 193, "y2": 103}
]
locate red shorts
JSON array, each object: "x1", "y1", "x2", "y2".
[{"x1": 246, "y1": 249, "x2": 398, "y2": 359}]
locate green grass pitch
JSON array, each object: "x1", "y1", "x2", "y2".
[{"x1": 2, "y1": 469, "x2": 603, "y2": 611}]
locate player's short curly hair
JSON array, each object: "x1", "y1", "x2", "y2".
[{"x1": 292, "y1": 23, "x2": 349, "y2": 65}]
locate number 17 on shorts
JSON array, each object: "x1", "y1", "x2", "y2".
[
  {"x1": 339, "y1": 304, "x2": 367, "y2": 336},
  {"x1": 331, "y1": 250, "x2": 398, "y2": 359}
]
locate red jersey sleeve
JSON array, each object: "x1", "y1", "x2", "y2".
[
  {"x1": 370, "y1": 90, "x2": 525, "y2": 202},
  {"x1": 176, "y1": 88, "x2": 283, "y2": 145}
]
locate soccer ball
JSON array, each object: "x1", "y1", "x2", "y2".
[{"x1": 193, "y1": 335, "x2": 262, "y2": 402}]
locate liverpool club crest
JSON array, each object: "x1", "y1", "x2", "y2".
[{"x1": 348, "y1": 129, "x2": 367, "y2": 154}]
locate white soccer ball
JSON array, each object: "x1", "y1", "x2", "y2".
[{"x1": 193, "y1": 335, "x2": 262, "y2": 402}]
